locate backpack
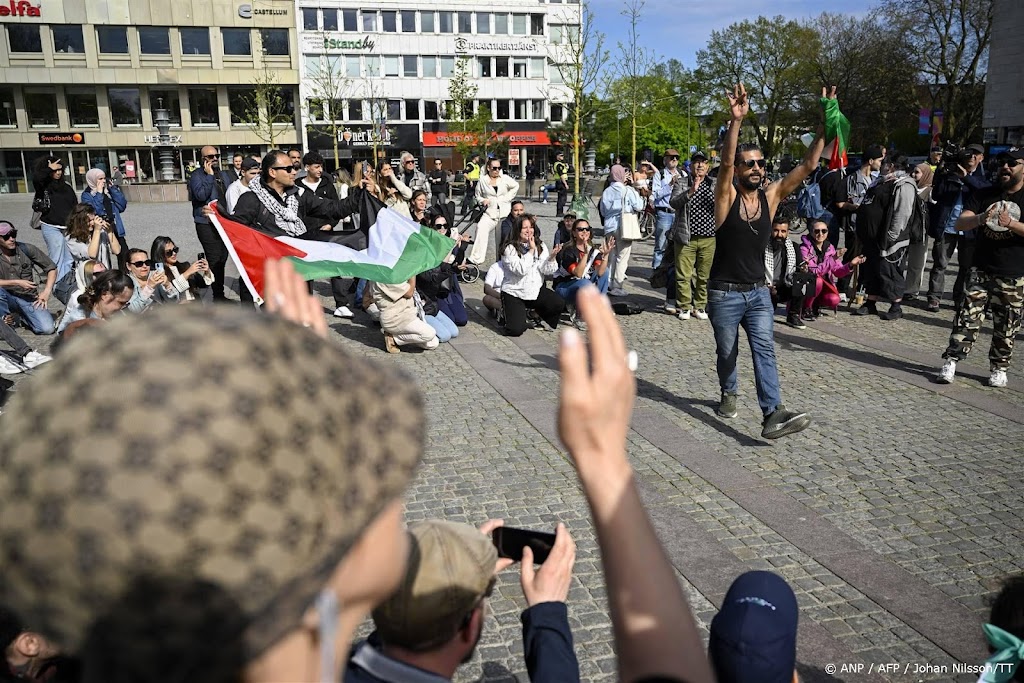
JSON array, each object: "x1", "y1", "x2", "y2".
[
  {"x1": 796, "y1": 181, "x2": 824, "y2": 219},
  {"x1": 906, "y1": 187, "x2": 929, "y2": 245}
]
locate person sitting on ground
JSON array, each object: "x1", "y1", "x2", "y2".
[
  {"x1": 56, "y1": 269, "x2": 134, "y2": 333},
  {"x1": 709, "y1": 571, "x2": 799, "y2": 683},
  {"x1": 56, "y1": 259, "x2": 105, "y2": 334},
  {"x1": 80, "y1": 167, "x2": 129, "y2": 271},
  {"x1": 224, "y1": 157, "x2": 261, "y2": 214},
  {"x1": 0, "y1": 316, "x2": 50, "y2": 375},
  {"x1": 372, "y1": 275, "x2": 440, "y2": 353},
  {"x1": 415, "y1": 216, "x2": 465, "y2": 344},
  {"x1": 64, "y1": 202, "x2": 121, "y2": 272},
  {"x1": 800, "y1": 218, "x2": 865, "y2": 318},
  {"x1": 765, "y1": 215, "x2": 801, "y2": 328},
  {"x1": 483, "y1": 261, "x2": 505, "y2": 322},
  {"x1": 554, "y1": 219, "x2": 614, "y2": 326},
  {"x1": 151, "y1": 236, "x2": 212, "y2": 304},
  {"x1": 499, "y1": 214, "x2": 564, "y2": 336},
  {"x1": 978, "y1": 574, "x2": 1024, "y2": 683},
  {"x1": 420, "y1": 210, "x2": 469, "y2": 327},
  {"x1": 500, "y1": 200, "x2": 526, "y2": 246},
  {"x1": 345, "y1": 519, "x2": 580, "y2": 683},
  {"x1": 124, "y1": 248, "x2": 173, "y2": 313},
  {"x1": 0, "y1": 221, "x2": 57, "y2": 335},
  {"x1": 410, "y1": 190, "x2": 430, "y2": 227}
]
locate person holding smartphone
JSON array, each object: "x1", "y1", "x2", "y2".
[
  {"x1": 124, "y1": 248, "x2": 174, "y2": 312},
  {"x1": 64, "y1": 203, "x2": 121, "y2": 272},
  {"x1": 553, "y1": 219, "x2": 614, "y2": 328},
  {"x1": 150, "y1": 236, "x2": 212, "y2": 304},
  {"x1": 188, "y1": 146, "x2": 233, "y2": 300}
]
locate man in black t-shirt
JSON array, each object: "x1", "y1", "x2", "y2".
[{"x1": 937, "y1": 148, "x2": 1024, "y2": 389}]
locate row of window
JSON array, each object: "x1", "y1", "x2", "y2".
[
  {"x1": 301, "y1": 8, "x2": 548, "y2": 36},
  {"x1": 306, "y1": 98, "x2": 565, "y2": 122},
  {"x1": 304, "y1": 54, "x2": 550, "y2": 80},
  {"x1": 0, "y1": 86, "x2": 295, "y2": 129},
  {"x1": 4, "y1": 24, "x2": 289, "y2": 57}
]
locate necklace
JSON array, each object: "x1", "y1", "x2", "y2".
[{"x1": 739, "y1": 193, "x2": 762, "y2": 234}]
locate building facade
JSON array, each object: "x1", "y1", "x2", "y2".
[
  {"x1": 296, "y1": 0, "x2": 580, "y2": 174},
  {"x1": 0, "y1": 0, "x2": 299, "y2": 193},
  {"x1": 982, "y1": 0, "x2": 1024, "y2": 146}
]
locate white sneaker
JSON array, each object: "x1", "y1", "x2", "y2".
[
  {"x1": 0, "y1": 356, "x2": 23, "y2": 375},
  {"x1": 988, "y1": 368, "x2": 1008, "y2": 388},
  {"x1": 693, "y1": 308, "x2": 709, "y2": 320},
  {"x1": 663, "y1": 301, "x2": 678, "y2": 315},
  {"x1": 332, "y1": 305, "x2": 354, "y2": 319},
  {"x1": 22, "y1": 351, "x2": 52, "y2": 368},
  {"x1": 365, "y1": 303, "x2": 381, "y2": 322},
  {"x1": 542, "y1": 199, "x2": 548, "y2": 204},
  {"x1": 937, "y1": 359, "x2": 957, "y2": 384},
  {"x1": 677, "y1": 309, "x2": 691, "y2": 321},
  {"x1": 839, "y1": 293, "x2": 849, "y2": 303}
]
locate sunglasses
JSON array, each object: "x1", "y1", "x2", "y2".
[
  {"x1": 998, "y1": 158, "x2": 1022, "y2": 168},
  {"x1": 272, "y1": 166, "x2": 298, "y2": 172},
  {"x1": 812, "y1": 229, "x2": 828, "y2": 235},
  {"x1": 130, "y1": 259, "x2": 153, "y2": 268},
  {"x1": 740, "y1": 159, "x2": 767, "y2": 169},
  {"x1": 164, "y1": 247, "x2": 180, "y2": 256},
  {"x1": 574, "y1": 227, "x2": 592, "y2": 232},
  {"x1": 203, "y1": 154, "x2": 219, "y2": 160},
  {"x1": 1, "y1": 231, "x2": 16, "y2": 239},
  {"x1": 667, "y1": 156, "x2": 679, "y2": 160},
  {"x1": 404, "y1": 160, "x2": 415, "y2": 164},
  {"x1": 489, "y1": 166, "x2": 501, "y2": 171}
]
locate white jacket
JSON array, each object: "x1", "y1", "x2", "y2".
[
  {"x1": 500, "y1": 243, "x2": 558, "y2": 300},
  {"x1": 475, "y1": 173, "x2": 520, "y2": 220}
]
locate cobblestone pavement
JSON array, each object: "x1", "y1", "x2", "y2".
[{"x1": 2, "y1": 193, "x2": 1021, "y2": 682}]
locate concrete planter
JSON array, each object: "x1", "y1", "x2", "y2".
[{"x1": 123, "y1": 183, "x2": 191, "y2": 204}]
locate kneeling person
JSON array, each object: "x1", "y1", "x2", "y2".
[{"x1": 371, "y1": 277, "x2": 439, "y2": 353}]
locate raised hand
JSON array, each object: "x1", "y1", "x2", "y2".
[
  {"x1": 263, "y1": 258, "x2": 329, "y2": 338},
  {"x1": 727, "y1": 83, "x2": 749, "y2": 121}
]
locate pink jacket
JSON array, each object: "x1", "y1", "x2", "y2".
[{"x1": 800, "y1": 235, "x2": 851, "y2": 284}]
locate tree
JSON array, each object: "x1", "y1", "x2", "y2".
[
  {"x1": 304, "y1": 37, "x2": 354, "y2": 171},
  {"x1": 549, "y1": 0, "x2": 606, "y2": 194},
  {"x1": 695, "y1": 16, "x2": 818, "y2": 159},
  {"x1": 607, "y1": 0, "x2": 657, "y2": 168},
  {"x1": 873, "y1": 0, "x2": 993, "y2": 144},
  {"x1": 241, "y1": 37, "x2": 296, "y2": 148},
  {"x1": 445, "y1": 56, "x2": 479, "y2": 159}
]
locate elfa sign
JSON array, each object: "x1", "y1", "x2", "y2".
[{"x1": 0, "y1": 1, "x2": 41, "y2": 17}]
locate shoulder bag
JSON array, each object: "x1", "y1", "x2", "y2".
[{"x1": 619, "y1": 188, "x2": 642, "y2": 240}]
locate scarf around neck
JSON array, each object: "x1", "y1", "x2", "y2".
[{"x1": 248, "y1": 181, "x2": 306, "y2": 236}]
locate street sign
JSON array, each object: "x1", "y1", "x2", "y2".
[
  {"x1": 689, "y1": 145, "x2": 697, "y2": 154},
  {"x1": 508, "y1": 149, "x2": 520, "y2": 165}
]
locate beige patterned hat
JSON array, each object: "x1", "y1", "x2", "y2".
[{"x1": 0, "y1": 305, "x2": 423, "y2": 659}]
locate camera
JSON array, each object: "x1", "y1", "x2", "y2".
[{"x1": 940, "y1": 142, "x2": 971, "y2": 169}]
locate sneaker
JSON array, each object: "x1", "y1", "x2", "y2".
[
  {"x1": 22, "y1": 351, "x2": 52, "y2": 368},
  {"x1": 879, "y1": 304, "x2": 903, "y2": 320},
  {"x1": 0, "y1": 356, "x2": 23, "y2": 375},
  {"x1": 761, "y1": 405, "x2": 812, "y2": 439},
  {"x1": 677, "y1": 309, "x2": 691, "y2": 321},
  {"x1": 608, "y1": 287, "x2": 628, "y2": 298},
  {"x1": 663, "y1": 301, "x2": 678, "y2": 315},
  {"x1": 383, "y1": 332, "x2": 400, "y2": 354},
  {"x1": 786, "y1": 312, "x2": 806, "y2": 329},
  {"x1": 536, "y1": 318, "x2": 555, "y2": 332},
  {"x1": 839, "y1": 293, "x2": 849, "y2": 304},
  {"x1": 801, "y1": 309, "x2": 817, "y2": 322},
  {"x1": 926, "y1": 298, "x2": 940, "y2": 313},
  {"x1": 904, "y1": 292, "x2": 918, "y2": 301},
  {"x1": 717, "y1": 392, "x2": 738, "y2": 419},
  {"x1": 570, "y1": 312, "x2": 588, "y2": 331},
  {"x1": 541, "y1": 199, "x2": 548, "y2": 204},
  {"x1": 693, "y1": 308, "x2": 708, "y2": 320},
  {"x1": 852, "y1": 303, "x2": 876, "y2": 316},
  {"x1": 937, "y1": 358, "x2": 957, "y2": 384},
  {"x1": 332, "y1": 305, "x2": 355, "y2": 319},
  {"x1": 988, "y1": 368, "x2": 1008, "y2": 388}
]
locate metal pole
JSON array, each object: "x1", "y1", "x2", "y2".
[
  {"x1": 616, "y1": 117, "x2": 620, "y2": 160},
  {"x1": 687, "y1": 94, "x2": 691, "y2": 152}
]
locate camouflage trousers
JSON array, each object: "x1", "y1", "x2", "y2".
[{"x1": 942, "y1": 270, "x2": 1024, "y2": 370}]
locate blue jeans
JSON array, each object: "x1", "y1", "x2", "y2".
[
  {"x1": 540, "y1": 183, "x2": 555, "y2": 201},
  {"x1": 0, "y1": 288, "x2": 56, "y2": 335},
  {"x1": 651, "y1": 210, "x2": 674, "y2": 269},
  {"x1": 554, "y1": 271, "x2": 611, "y2": 304},
  {"x1": 41, "y1": 223, "x2": 73, "y2": 281},
  {"x1": 706, "y1": 286, "x2": 781, "y2": 416},
  {"x1": 426, "y1": 311, "x2": 459, "y2": 342}
]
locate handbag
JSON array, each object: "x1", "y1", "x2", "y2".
[
  {"x1": 791, "y1": 271, "x2": 817, "y2": 300},
  {"x1": 30, "y1": 211, "x2": 42, "y2": 230},
  {"x1": 31, "y1": 190, "x2": 50, "y2": 214},
  {"x1": 620, "y1": 211, "x2": 642, "y2": 240}
]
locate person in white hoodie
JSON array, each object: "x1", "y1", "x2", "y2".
[{"x1": 498, "y1": 214, "x2": 564, "y2": 336}]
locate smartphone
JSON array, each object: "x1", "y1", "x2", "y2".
[
  {"x1": 362, "y1": 161, "x2": 369, "y2": 175},
  {"x1": 154, "y1": 263, "x2": 164, "y2": 273},
  {"x1": 491, "y1": 527, "x2": 556, "y2": 564},
  {"x1": 198, "y1": 252, "x2": 205, "y2": 261}
]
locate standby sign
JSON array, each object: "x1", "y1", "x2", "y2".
[{"x1": 300, "y1": 33, "x2": 375, "y2": 52}]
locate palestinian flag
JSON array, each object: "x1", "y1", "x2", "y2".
[
  {"x1": 822, "y1": 97, "x2": 851, "y2": 170},
  {"x1": 209, "y1": 194, "x2": 455, "y2": 304}
]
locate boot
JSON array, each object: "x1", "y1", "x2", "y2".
[{"x1": 880, "y1": 302, "x2": 903, "y2": 320}]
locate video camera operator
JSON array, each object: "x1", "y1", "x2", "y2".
[{"x1": 924, "y1": 142, "x2": 990, "y2": 312}]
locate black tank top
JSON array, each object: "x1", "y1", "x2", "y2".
[{"x1": 709, "y1": 189, "x2": 772, "y2": 284}]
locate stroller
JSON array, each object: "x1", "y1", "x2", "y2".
[{"x1": 428, "y1": 200, "x2": 486, "y2": 283}]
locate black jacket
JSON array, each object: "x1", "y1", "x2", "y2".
[
  {"x1": 231, "y1": 181, "x2": 362, "y2": 242},
  {"x1": 297, "y1": 177, "x2": 340, "y2": 233},
  {"x1": 32, "y1": 168, "x2": 78, "y2": 226},
  {"x1": 929, "y1": 168, "x2": 991, "y2": 240}
]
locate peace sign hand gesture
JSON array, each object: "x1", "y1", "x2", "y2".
[{"x1": 727, "y1": 83, "x2": 749, "y2": 122}]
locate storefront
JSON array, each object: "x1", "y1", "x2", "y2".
[
  {"x1": 306, "y1": 123, "x2": 422, "y2": 171},
  {"x1": 421, "y1": 122, "x2": 552, "y2": 176}
]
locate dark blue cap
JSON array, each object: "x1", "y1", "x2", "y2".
[{"x1": 709, "y1": 571, "x2": 799, "y2": 683}]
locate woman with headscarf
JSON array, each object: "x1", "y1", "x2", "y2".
[
  {"x1": 599, "y1": 164, "x2": 645, "y2": 297},
  {"x1": 80, "y1": 167, "x2": 129, "y2": 271},
  {"x1": 904, "y1": 162, "x2": 935, "y2": 301}
]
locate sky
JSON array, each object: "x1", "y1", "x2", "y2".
[{"x1": 588, "y1": 0, "x2": 861, "y2": 71}]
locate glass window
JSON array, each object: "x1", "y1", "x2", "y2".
[
  {"x1": 439, "y1": 12, "x2": 453, "y2": 33},
  {"x1": 550, "y1": 25, "x2": 563, "y2": 45},
  {"x1": 308, "y1": 98, "x2": 325, "y2": 121},
  {"x1": 401, "y1": 11, "x2": 415, "y2": 32},
  {"x1": 188, "y1": 87, "x2": 219, "y2": 126},
  {"x1": 260, "y1": 29, "x2": 288, "y2": 56},
  {"x1": 362, "y1": 10, "x2": 376, "y2": 31},
  {"x1": 531, "y1": 14, "x2": 544, "y2": 36},
  {"x1": 7, "y1": 25, "x2": 41, "y2": 52},
  {"x1": 512, "y1": 15, "x2": 527, "y2": 35},
  {"x1": 97, "y1": 26, "x2": 129, "y2": 53},
  {"x1": 403, "y1": 55, "x2": 417, "y2": 77},
  {"x1": 384, "y1": 55, "x2": 399, "y2": 77},
  {"x1": 514, "y1": 99, "x2": 528, "y2": 120},
  {"x1": 381, "y1": 11, "x2": 396, "y2": 32},
  {"x1": 420, "y1": 11, "x2": 434, "y2": 32},
  {"x1": 276, "y1": 88, "x2": 295, "y2": 122},
  {"x1": 343, "y1": 9, "x2": 357, "y2": 31},
  {"x1": 327, "y1": 98, "x2": 344, "y2": 121},
  {"x1": 495, "y1": 57, "x2": 509, "y2": 78},
  {"x1": 424, "y1": 101, "x2": 439, "y2": 120},
  {"x1": 342, "y1": 55, "x2": 359, "y2": 77},
  {"x1": 494, "y1": 14, "x2": 508, "y2": 35},
  {"x1": 108, "y1": 87, "x2": 142, "y2": 126},
  {"x1": 0, "y1": 89, "x2": 16, "y2": 126},
  {"x1": 222, "y1": 28, "x2": 251, "y2": 56},
  {"x1": 495, "y1": 100, "x2": 509, "y2": 120},
  {"x1": 387, "y1": 100, "x2": 401, "y2": 120},
  {"x1": 348, "y1": 99, "x2": 362, "y2": 120},
  {"x1": 303, "y1": 54, "x2": 322, "y2": 77},
  {"x1": 149, "y1": 88, "x2": 181, "y2": 125},
  {"x1": 52, "y1": 25, "x2": 84, "y2": 54},
  {"x1": 550, "y1": 103, "x2": 564, "y2": 122},
  {"x1": 365, "y1": 55, "x2": 381, "y2": 77},
  {"x1": 139, "y1": 27, "x2": 170, "y2": 55},
  {"x1": 439, "y1": 56, "x2": 454, "y2": 77},
  {"x1": 25, "y1": 91, "x2": 58, "y2": 127},
  {"x1": 228, "y1": 88, "x2": 254, "y2": 124},
  {"x1": 422, "y1": 56, "x2": 437, "y2": 77},
  {"x1": 405, "y1": 99, "x2": 419, "y2": 120},
  {"x1": 476, "y1": 13, "x2": 490, "y2": 34},
  {"x1": 458, "y1": 12, "x2": 472, "y2": 33},
  {"x1": 302, "y1": 8, "x2": 318, "y2": 30},
  {"x1": 512, "y1": 58, "x2": 527, "y2": 78},
  {"x1": 477, "y1": 57, "x2": 491, "y2": 78},
  {"x1": 322, "y1": 9, "x2": 338, "y2": 31},
  {"x1": 531, "y1": 100, "x2": 544, "y2": 119},
  {"x1": 180, "y1": 28, "x2": 210, "y2": 55},
  {"x1": 66, "y1": 91, "x2": 99, "y2": 126},
  {"x1": 529, "y1": 58, "x2": 544, "y2": 78},
  {"x1": 549, "y1": 63, "x2": 564, "y2": 85}
]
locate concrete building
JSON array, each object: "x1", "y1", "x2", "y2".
[
  {"x1": 982, "y1": 0, "x2": 1024, "y2": 146},
  {"x1": 296, "y1": 0, "x2": 580, "y2": 175},
  {"x1": 0, "y1": 0, "x2": 299, "y2": 194}
]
